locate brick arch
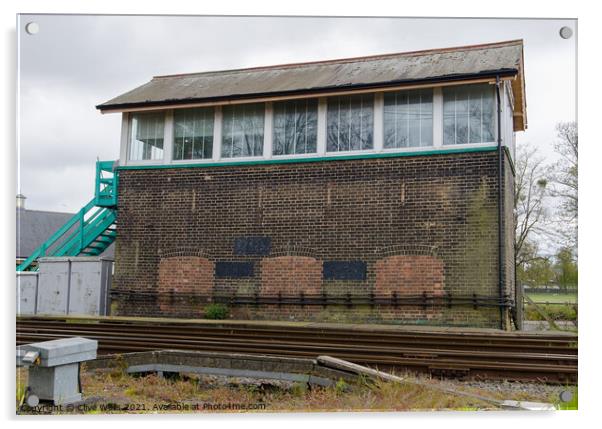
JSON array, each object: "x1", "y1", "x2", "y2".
[
  {"x1": 158, "y1": 256, "x2": 214, "y2": 316},
  {"x1": 375, "y1": 244, "x2": 438, "y2": 259},
  {"x1": 375, "y1": 255, "x2": 445, "y2": 297},
  {"x1": 260, "y1": 256, "x2": 322, "y2": 296}
]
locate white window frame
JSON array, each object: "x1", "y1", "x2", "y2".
[
  {"x1": 169, "y1": 107, "x2": 217, "y2": 165},
  {"x1": 219, "y1": 102, "x2": 266, "y2": 161},
  {"x1": 124, "y1": 111, "x2": 168, "y2": 166},
  {"x1": 324, "y1": 93, "x2": 376, "y2": 155},
  {"x1": 380, "y1": 88, "x2": 436, "y2": 152},
  {"x1": 118, "y1": 83, "x2": 506, "y2": 167},
  {"x1": 270, "y1": 99, "x2": 321, "y2": 159},
  {"x1": 441, "y1": 83, "x2": 498, "y2": 147}
]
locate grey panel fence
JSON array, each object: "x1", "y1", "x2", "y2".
[{"x1": 17, "y1": 257, "x2": 113, "y2": 317}]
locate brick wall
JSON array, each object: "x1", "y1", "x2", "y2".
[
  {"x1": 112, "y1": 149, "x2": 514, "y2": 328},
  {"x1": 157, "y1": 254, "x2": 213, "y2": 317},
  {"x1": 503, "y1": 148, "x2": 517, "y2": 328}
]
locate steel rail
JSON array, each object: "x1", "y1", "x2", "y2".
[
  {"x1": 16, "y1": 318, "x2": 577, "y2": 383},
  {"x1": 16, "y1": 320, "x2": 577, "y2": 354}
]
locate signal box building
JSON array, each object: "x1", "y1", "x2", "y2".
[{"x1": 97, "y1": 40, "x2": 525, "y2": 329}]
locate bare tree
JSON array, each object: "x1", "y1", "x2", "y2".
[
  {"x1": 514, "y1": 143, "x2": 550, "y2": 267},
  {"x1": 550, "y1": 122, "x2": 578, "y2": 248}
]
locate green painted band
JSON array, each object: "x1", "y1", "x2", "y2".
[{"x1": 116, "y1": 145, "x2": 499, "y2": 171}]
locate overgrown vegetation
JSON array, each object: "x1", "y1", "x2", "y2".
[
  {"x1": 524, "y1": 303, "x2": 577, "y2": 322},
  {"x1": 204, "y1": 304, "x2": 229, "y2": 320},
  {"x1": 18, "y1": 367, "x2": 535, "y2": 414}
]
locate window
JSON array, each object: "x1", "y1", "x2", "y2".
[
  {"x1": 221, "y1": 103, "x2": 265, "y2": 158},
  {"x1": 173, "y1": 107, "x2": 214, "y2": 160},
  {"x1": 384, "y1": 89, "x2": 433, "y2": 148},
  {"x1": 273, "y1": 99, "x2": 318, "y2": 155},
  {"x1": 443, "y1": 84, "x2": 495, "y2": 145},
  {"x1": 327, "y1": 94, "x2": 374, "y2": 152},
  {"x1": 128, "y1": 112, "x2": 165, "y2": 161}
]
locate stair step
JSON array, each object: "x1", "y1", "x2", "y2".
[
  {"x1": 87, "y1": 242, "x2": 107, "y2": 249},
  {"x1": 81, "y1": 250, "x2": 101, "y2": 256}
]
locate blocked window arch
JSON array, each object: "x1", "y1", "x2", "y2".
[
  {"x1": 157, "y1": 256, "x2": 214, "y2": 295},
  {"x1": 260, "y1": 256, "x2": 322, "y2": 296},
  {"x1": 375, "y1": 254, "x2": 445, "y2": 296}
]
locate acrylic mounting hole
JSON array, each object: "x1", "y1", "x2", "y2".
[
  {"x1": 559, "y1": 26, "x2": 573, "y2": 39},
  {"x1": 25, "y1": 22, "x2": 39, "y2": 35}
]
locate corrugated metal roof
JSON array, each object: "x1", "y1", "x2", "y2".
[{"x1": 97, "y1": 40, "x2": 526, "y2": 130}]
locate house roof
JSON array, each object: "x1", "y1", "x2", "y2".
[
  {"x1": 16, "y1": 208, "x2": 114, "y2": 260},
  {"x1": 97, "y1": 40, "x2": 526, "y2": 130}
]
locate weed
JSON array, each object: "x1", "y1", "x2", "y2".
[
  {"x1": 289, "y1": 382, "x2": 308, "y2": 398},
  {"x1": 334, "y1": 378, "x2": 349, "y2": 395},
  {"x1": 124, "y1": 387, "x2": 138, "y2": 397},
  {"x1": 204, "y1": 304, "x2": 229, "y2": 320}
]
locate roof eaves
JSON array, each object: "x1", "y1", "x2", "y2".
[{"x1": 96, "y1": 68, "x2": 519, "y2": 111}]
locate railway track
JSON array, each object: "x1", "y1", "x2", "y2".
[{"x1": 16, "y1": 317, "x2": 577, "y2": 384}]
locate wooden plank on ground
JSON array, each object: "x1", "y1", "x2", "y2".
[{"x1": 316, "y1": 355, "x2": 405, "y2": 383}]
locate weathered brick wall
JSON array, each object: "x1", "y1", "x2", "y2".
[
  {"x1": 260, "y1": 256, "x2": 322, "y2": 296},
  {"x1": 112, "y1": 150, "x2": 513, "y2": 328},
  {"x1": 503, "y1": 150, "x2": 517, "y2": 328},
  {"x1": 157, "y1": 253, "x2": 213, "y2": 317}
]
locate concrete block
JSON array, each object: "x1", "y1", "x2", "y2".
[{"x1": 20, "y1": 337, "x2": 98, "y2": 367}]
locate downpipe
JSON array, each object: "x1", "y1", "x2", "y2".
[{"x1": 495, "y1": 76, "x2": 506, "y2": 329}]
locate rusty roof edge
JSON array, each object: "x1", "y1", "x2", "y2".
[
  {"x1": 152, "y1": 39, "x2": 524, "y2": 80},
  {"x1": 96, "y1": 68, "x2": 518, "y2": 111}
]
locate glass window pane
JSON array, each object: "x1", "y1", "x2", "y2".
[
  {"x1": 443, "y1": 84, "x2": 495, "y2": 145},
  {"x1": 339, "y1": 98, "x2": 350, "y2": 151},
  {"x1": 482, "y1": 88, "x2": 495, "y2": 142},
  {"x1": 361, "y1": 98, "x2": 374, "y2": 150},
  {"x1": 273, "y1": 102, "x2": 285, "y2": 155},
  {"x1": 443, "y1": 88, "x2": 456, "y2": 145},
  {"x1": 326, "y1": 99, "x2": 339, "y2": 152},
  {"x1": 408, "y1": 92, "x2": 420, "y2": 147},
  {"x1": 326, "y1": 94, "x2": 373, "y2": 152},
  {"x1": 455, "y1": 88, "x2": 469, "y2": 145},
  {"x1": 383, "y1": 93, "x2": 396, "y2": 148},
  {"x1": 129, "y1": 112, "x2": 165, "y2": 161},
  {"x1": 306, "y1": 107, "x2": 317, "y2": 153},
  {"x1": 468, "y1": 86, "x2": 483, "y2": 144},
  {"x1": 383, "y1": 89, "x2": 432, "y2": 148},
  {"x1": 295, "y1": 103, "x2": 307, "y2": 153},
  {"x1": 174, "y1": 107, "x2": 214, "y2": 160},
  {"x1": 222, "y1": 103, "x2": 264, "y2": 158},
  {"x1": 420, "y1": 92, "x2": 433, "y2": 146},
  {"x1": 349, "y1": 96, "x2": 362, "y2": 150}
]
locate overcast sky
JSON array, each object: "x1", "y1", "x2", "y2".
[{"x1": 17, "y1": 15, "x2": 576, "y2": 213}]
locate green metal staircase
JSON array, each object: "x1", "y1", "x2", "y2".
[{"x1": 17, "y1": 160, "x2": 119, "y2": 272}]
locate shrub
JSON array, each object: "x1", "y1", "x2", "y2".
[{"x1": 204, "y1": 304, "x2": 229, "y2": 320}]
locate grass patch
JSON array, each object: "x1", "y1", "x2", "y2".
[
  {"x1": 524, "y1": 303, "x2": 577, "y2": 321},
  {"x1": 526, "y1": 293, "x2": 577, "y2": 304}
]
